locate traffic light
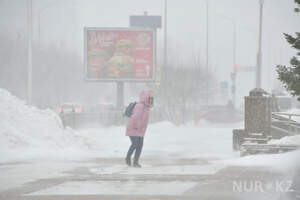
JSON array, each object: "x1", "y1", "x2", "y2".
[{"x1": 234, "y1": 64, "x2": 238, "y2": 72}]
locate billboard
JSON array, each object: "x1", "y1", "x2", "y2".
[{"x1": 84, "y1": 28, "x2": 156, "y2": 82}]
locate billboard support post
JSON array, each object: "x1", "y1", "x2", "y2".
[{"x1": 117, "y1": 82, "x2": 124, "y2": 110}]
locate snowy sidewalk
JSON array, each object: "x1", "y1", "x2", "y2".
[{"x1": 0, "y1": 157, "x2": 292, "y2": 200}]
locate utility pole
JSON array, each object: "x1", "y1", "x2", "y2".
[
  {"x1": 163, "y1": 0, "x2": 168, "y2": 69},
  {"x1": 27, "y1": 0, "x2": 33, "y2": 105},
  {"x1": 38, "y1": 1, "x2": 61, "y2": 41},
  {"x1": 256, "y1": 0, "x2": 264, "y2": 88},
  {"x1": 216, "y1": 14, "x2": 237, "y2": 108},
  {"x1": 205, "y1": 0, "x2": 209, "y2": 105},
  {"x1": 232, "y1": 23, "x2": 237, "y2": 108}
]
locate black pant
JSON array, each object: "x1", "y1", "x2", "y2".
[{"x1": 126, "y1": 136, "x2": 144, "y2": 163}]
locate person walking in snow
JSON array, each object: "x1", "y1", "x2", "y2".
[{"x1": 125, "y1": 90, "x2": 153, "y2": 168}]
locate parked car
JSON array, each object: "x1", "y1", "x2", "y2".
[{"x1": 57, "y1": 103, "x2": 83, "y2": 115}]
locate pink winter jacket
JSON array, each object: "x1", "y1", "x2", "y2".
[{"x1": 125, "y1": 91, "x2": 151, "y2": 137}]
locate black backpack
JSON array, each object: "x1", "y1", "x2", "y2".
[{"x1": 124, "y1": 102, "x2": 137, "y2": 117}]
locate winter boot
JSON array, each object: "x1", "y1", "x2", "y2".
[
  {"x1": 125, "y1": 157, "x2": 131, "y2": 166},
  {"x1": 133, "y1": 162, "x2": 142, "y2": 168}
]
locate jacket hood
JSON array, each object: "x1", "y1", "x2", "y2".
[{"x1": 139, "y1": 90, "x2": 151, "y2": 107}]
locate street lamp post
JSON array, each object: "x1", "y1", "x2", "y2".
[
  {"x1": 38, "y1": 1, "x2": 61, "y2": 41},
  {"x1": 163, "y1": 0, "x2": 168, "y2": 69},
  {"x1": 27, "y1": 0, "x2": 33, "y2": 105},
  {"x1": 256, "y1": 0, "x2": 264, "y2": 88},
  {"x1": 232, "y1": 23, "x2": 237, "y2": 108},
  {"x1": 216, "y1": 14, "x2": 237, "y2": 108},
  {"x1": 205, "y1": 0, "x2": 209, "y2": 106}
]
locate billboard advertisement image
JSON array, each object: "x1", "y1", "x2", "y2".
[{"x1": 84, "y1": 28, "x2": 156, "y2": 81}]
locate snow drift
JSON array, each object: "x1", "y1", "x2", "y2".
[
  {"x1": 0, "y1": 88, "x2": 89, "y2": 162},
  {"x1": 268, "y1": 108, "x2": 300, "y2": 146},
  {"x1": 269, "y1": 135, "x2": 300, "y2": 146},
  {"x1": 217, "y1": 149, "x2": 300, "y2": 173}
]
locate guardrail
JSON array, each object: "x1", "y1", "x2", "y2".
[
  {"x1": 59, "y1": 109, "x2": 166, "y2": 129},
  {"x1": 271, "y1": 112, "x2": 300, "y2": 136},
  {"x1": 58, "y1": 105, "x2": 233, "y2": 129},
  {"x1": 60, "y1": 111, "x2": 125, "y2": 128}
]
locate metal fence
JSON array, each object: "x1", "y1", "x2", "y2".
[
  {"x1": 60, "y1": 111, "x2": 124, "y2": 128},
  {"x1": 271, "y1": 112, "x2": 300, "y2": 136},
  {"x1": 59, "y1": 106, "x2": 196, "y2": 129}
]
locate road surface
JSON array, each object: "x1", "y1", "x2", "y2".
[{"x1": 0, "y1": 156, "x2": 296, "y2": 200}]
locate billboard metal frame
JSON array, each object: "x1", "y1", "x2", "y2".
[{"x1": 84, "y1": 27, "x2": 156, "y2": 82}]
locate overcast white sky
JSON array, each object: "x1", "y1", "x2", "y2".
[{"x1": 0, "y1": 0, "x2": 299, "y2": 105}]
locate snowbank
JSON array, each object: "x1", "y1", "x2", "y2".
[
  {"x1": 268, "y1": 135, "x2": 300, "y2": 146},
  {"x1": 267, "y1": 107, "x2": 300, "y2": 145},
  {"x1": 0, "y1": 89, "x2": 90, "y2": 162},
  {"x1": 216, "y1": 150, "x2": 300, "y2": 173},
  {"x1": 286, "y1": 108, "x2": 300, "y2": 122}
]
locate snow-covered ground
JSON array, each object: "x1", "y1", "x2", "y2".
[
  {"x1": 0, "y1": 88, "x2": 241, "y2": 163},
  {"x1": 1, "y1": 88, "x2": 299, "y2": 174},
  {"x1": 269, "y1": 135, "x2": 300, "y2": 146},
  {"x1": 1, "y1": 88, "x2": 300, "y2": 199},
  {"x1": 0, "y1": 88, "x2": 92, "y2": 163},
  {"x1": 26, "y1": 181, "x2": 198, "y2": 196},
  {"x1": 216, "y1": 149, "x2": 300, "y2": 172},
  {"x1": 286, "y1": 108, "x2": 300, "y2": 122},
  {"x1": 0, "y1": 161, "x2": 97, "y2": 192},
  {"x1": 76, "y1": 120, "x2": 241, "y2": 160},
  {"x1": 268, "y1": 108, "x2": 300, "y2": 146}
]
